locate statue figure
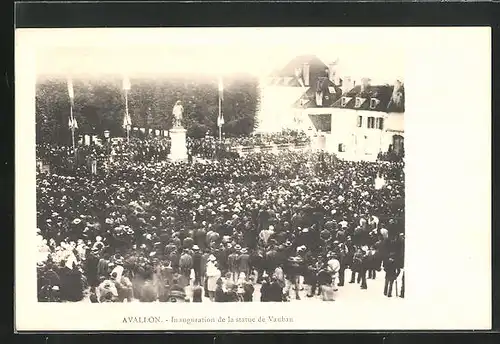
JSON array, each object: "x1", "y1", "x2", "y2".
[{"x1": 172, "y1": 100, "x2": 184, "y2": 128}]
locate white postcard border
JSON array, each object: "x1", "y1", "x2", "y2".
[{"x1": 15, "y1": 27, "x2": 491, "y2": 331}]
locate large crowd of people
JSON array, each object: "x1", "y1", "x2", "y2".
[
  {"x1": 37, "y1": 131, "x2": 312, "y2": 175},
  {"x1": 36, "y1": 133, "x2": 404, "y2": 303}
]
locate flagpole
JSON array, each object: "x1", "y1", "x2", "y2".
[
  {"x1": 125, "y1": 89, "x2": 130, "y2": 144},
  {"x1": 218, "y1": 94, "x2": 222, "y2": 142},
  {"x1": 70, "y1": 102, "x2": 76, "y2": 158}
]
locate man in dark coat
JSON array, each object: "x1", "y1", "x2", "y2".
[
  {"x1": 192, "y1": 280, "x2": 203, "y2": 302},
  {"x1": 349, "y1": 247, "x2": 367, "y2": 289},
  {"x1": 265, "y1": 246, "x2": 278, "y2": 277},
  {"x1": 287, "y1": 254, "x2": 304, "y2": 300},
  {"x1": 214, "y1": 278, "x2": 227, "y2": 302},
  {"x1": 260, "y1": 276, "x2": 271, "y2": 302},
  {"x1": 242, "y1": 279, "x2": 255, "y2": 302},
  {"x1": 179, "y1": 249, "x2": 193, "y2": 279},
  {"x1": 238, "y1": 248, "x2": 251, "y2": 278},
  {"x1": 268, "y1": 276, "x2": 284, "y2": 302},
  {"x1": 85, "y1": 249, "x2": 100, "y2": 290},
  {"x1": 336, "y1": 242, "x2": 349, "y2": 287},
  {"x1": 226, "y1": 284, "x2": 240, "y2": 302},
  {"x1": 193, "y1": 227, "x2": 207, "y2": 250},
  {"x1": 383, "y1": 254, "x2": 400, "y2": 297},
  {"x1": 192, "y1": 245, "x2": 203, "y2": 284},
  {"x1": 250, "y1": 249, "x2": 265, "y2": 283},
  {"x1": 227, "y1": 247, "x2": 239, "y2": 282}
]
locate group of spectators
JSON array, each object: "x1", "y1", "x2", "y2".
[
  {"x1": 38, "y1": 131, "x2": 313, "y2": 175},
  {"x1": 36, "y1": 132, "x2": 404, "y2": 303},
  {"x1": 225, "y1": 130, "x2": 310, "y2": 147}
]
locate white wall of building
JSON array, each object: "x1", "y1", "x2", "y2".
[
  {"x1": 381, "y1": 112, "x2": 404, "y2": 153},
  {"x1": 256, "y1": 84, "x2": 307, "y2": 132},
  {"x1": 304, "y1": 108, "x2": 405, "y2": 161},
  {"x1": 255, "y1": 82, "x2": 405, "y2": 161}
]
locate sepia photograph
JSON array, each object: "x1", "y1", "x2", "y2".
[
  {"x1": 34, "y1": 38, "x2": 405, "y2": 305},
  {"x1": 15, "y1": 27, "x2": 490, "y2": 331}
]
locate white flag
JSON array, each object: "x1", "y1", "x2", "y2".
[
  {"x1": 217, "y1": 112, "x2": 224, "y2": 127},
  {"x1": 123, "y1": 113, "x2": 132, "y2": 128},
  {"x1": 218, "y1": 77, "x2": 224, "y2": 101},
  {"x1": 68, "y1": 117, "x2": 77, "y2": 129},
  {"x1": 67, "y1": 79, "x2": 74, "y2": 99},
  {"x1": 122, "y1": 76, "x2": 131, "y2": 91}
]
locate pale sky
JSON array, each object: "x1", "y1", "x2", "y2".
[{"x1": 25, "y1": 28, "x2": 405, "y2": 83}]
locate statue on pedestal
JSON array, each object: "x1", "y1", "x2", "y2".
[
  {"x1": 169, "y1": 100, "x2": 188, "y2": 162},
  {"x1": 172, "y1": 100, "x2": 184, "y2": 128}
]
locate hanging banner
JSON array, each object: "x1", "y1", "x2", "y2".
[
  {"x1": 148, "y1": 128, "x2": 153, "y2": 135},
  {"x1": 84, "y1": 135, "x2": 91, "y2": 146},
  {"x1": 140, "y1": 128, "x2": 146, "y2": 134},
  {"x1": 155, "y1": 129, "x2": 160, "y2": 136},
  {"x1": 163, "y1": 130, "x2": 168, "y2": 137}
]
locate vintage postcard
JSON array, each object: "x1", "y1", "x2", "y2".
[{"x1": 15, "y1": 27, "x2": 491, "y2": 331}]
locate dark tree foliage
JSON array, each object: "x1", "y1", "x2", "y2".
[{"x1": 36, "y1": 75, "x2": 260, "y2": 144}]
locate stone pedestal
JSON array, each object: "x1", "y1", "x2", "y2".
[{"x1": 168, "y1": 127, "x2": 188, "y2": 162}]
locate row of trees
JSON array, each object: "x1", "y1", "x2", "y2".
[{"x1": 36, "y1": 75, "x2": 260, "y2": 144}]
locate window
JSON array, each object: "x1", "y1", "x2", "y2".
[
  {"x1": 338, "y1": 143, "x2": 345, "y2": 152},
  {"x1": 355, "y1": 97, "x2": 365, "y2": 108},
  {"x1": 341, "y1": 97, "x2": 352, "y2": 107},
  {"x1": 376, "y1": 117, "x2": 384, "y2": 130},
  {"x1": 357, "y1": 116, "x2": 363, "y2": 127},
  {"x1": 370, "y1": 98, "x2": 380, "y2": 109},
  {"x1": 367, "y1": 117, "x2": 375, "y2": 129}
]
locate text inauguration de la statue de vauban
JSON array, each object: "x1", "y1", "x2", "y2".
[{"x1": 122, "y1": 315, "x2": 294, "y2": 325}]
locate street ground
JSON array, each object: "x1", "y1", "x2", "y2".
[{"x1": 81, "y1": 268, "x2": 404, "y2": 303}]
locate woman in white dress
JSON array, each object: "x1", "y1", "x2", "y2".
[{"x1": 205, "y1": 255, "x2": 221, "y2": 301}]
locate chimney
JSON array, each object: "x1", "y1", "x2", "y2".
[
  {"x1": 391, "y1": 79, "x2": 404, "y2": 106},
  {"x1": 341, "y1": 76, "x2": 353, "y2": 95},
  {"x1": 302, "y1": 63, "x2": 310, "y2": 86},
  {"x1": 393, "y1": 79, "x2": 403, "y2": 93},
  {"x1": 328, "y1": 63, "x2": 337, "y2": 83},
  {"x1": 360, "y1": 77, "x2": 371, "y2": 92}
]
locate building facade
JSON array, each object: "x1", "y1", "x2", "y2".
[
  {"x1": 256, "y1": 54, "x2": 405, "y2": 161},
  {"x1": 256, "y1": 55, "x2": 341, "y2": 132},
  {"x1": 298, "y1": 80, "x2": 405, "y2": 161}
]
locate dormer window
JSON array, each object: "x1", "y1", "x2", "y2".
[
  {"x1": 370, "y1": 98, "x2": 380, "y2": 109},
  {"x1": 355, "y1": 97, "x2": 366, "y2": 108},
  {"x1": 341, "y1": 97, "x2": 351, "y2": 107}
]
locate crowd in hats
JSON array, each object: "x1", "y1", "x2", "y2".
[{"x1": 36, "y1": 138, "x2": 404, "y2": 303}]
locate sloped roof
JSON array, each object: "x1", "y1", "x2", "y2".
[
  {"x1": 308, "y1": 114, "x2": 332, "y2": 132},
  {"x1": 292, "y1": 82, "x2": 343, "y2": 109},
  {"x1": 332, "y1": 84, "x2": 405, "y2": 113},
  {"x1": 273, "y1": 54, "x2": 328, "y2": 78},
  {"x1": 292, "y1": 87, "x2": 316, "y2": 108},
  {"x1": 271, "y1": 76, "x2": 303, "y2": 87}
]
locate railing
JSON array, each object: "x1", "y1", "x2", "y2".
[{"x1": 229, "y1": 142, "x2": 311, "y2": 155}]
